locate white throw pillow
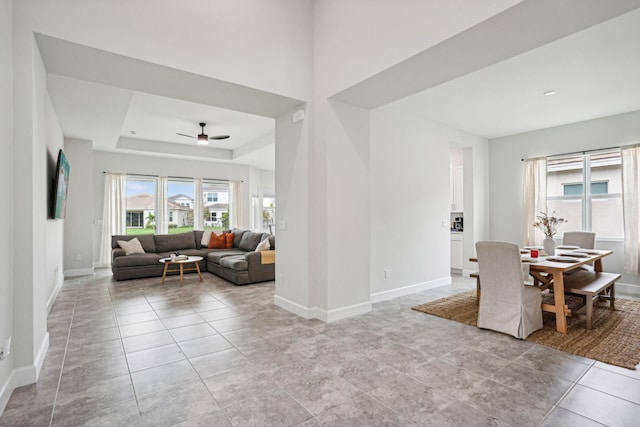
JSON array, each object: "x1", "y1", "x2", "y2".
[
  {"x1": 117, "y1": 237, "x2": 145, "y2": 255},
  {"x1": 201, "y1": 231, "x2": 212, "y2": 247},
  {"x1": 255, "y1": 237, "x2": 271, "y2": 252}
]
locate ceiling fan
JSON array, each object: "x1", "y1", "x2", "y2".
[{"x1": 177, "y1": 122, "x2": 230, "y2": 145}]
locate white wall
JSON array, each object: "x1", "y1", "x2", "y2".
[
  {"x1": 0, "y1": 0, "x2": 14, "y2": 413},
  {"x1": 9, "y1": 24, "x2": 52, "y2": 405},
  {"x1": 325, "y1": 101, "x2": 371, "y2": 313},
  {"x1": 17, "y1": 0, "x2": 313, "y2": 101},
  {"x1": 64, "y1": 139, "x2": 94, "y2": 277},
  {"x1": 370, "y1": 107, "x2": 488, "y2": 299},
  {"x1": 43, "y1": 88, "x2": 65, "y2": 310},
  {"x1": 489, "y1": 110, "x2": 640, "y2": 288},
  {"x1": 313, "y1": 0, "x2": 521, "y2": 96},
  {"x1": 270, "y1": 0, "x2": 511, "y2": 320},
  {"x1": 273, "y1": 106, "x2": 312, "y2": 317}
]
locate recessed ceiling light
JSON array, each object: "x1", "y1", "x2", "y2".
[
  {"x1": 543, "y1": 90, "x2": 557, "y2": 96},
  {"x1": 130, "y1": 130, "x2": 137, "y2": 134}
]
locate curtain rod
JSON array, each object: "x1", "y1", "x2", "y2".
[
  {"x1": 521, "y1": 145, "x2": 621, "y2": 161},
  {"x1": 101, "y1": 171, "x2": 238, "y2": 182}
]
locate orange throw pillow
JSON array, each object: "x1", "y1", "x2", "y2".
[
  {"x1": 208, "y1": 232, "x2": 226, "y2": 249},
  {"x1": 225, "y1": 232, "x2": 235, "y2": 249}
]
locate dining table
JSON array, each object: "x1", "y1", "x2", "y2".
[{"x1": 470, "y1": 248, "x2": 613, "y2": 333}]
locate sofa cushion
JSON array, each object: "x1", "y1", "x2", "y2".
[
  {"x1": 113, "y1": 253, "x2": 163, "y2": 267},
  {"x1": 117, "y1": 237, "x2": 146, "y2": 255},
  {"x1": 238, "y1": 232, "x2": 265, "y2": 252},
  {"x1": 231, "y1": 229, "x2": 247, "y2": 248},
  {"x1": 155, "y1": 232, "x2": 196, "y2": 252},
  {"x1": 208, "y1": 250, "x2": 247, "y2": 264},
  {"x1": 111, "y1": 234, "x2": 156, "y2": 253},
  {"x1": 219, "y1": 255, "x2": 248, "y2": 271}
]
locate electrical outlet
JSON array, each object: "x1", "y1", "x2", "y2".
[
  {"x1": 76, "y1": 254, "x2": 82, "y2": 261},
  {"x1": 384, "y1": 268, "x2": 391, "y2": 279},
  {"x1": 0, "y1": 336, "x2": 11, "y2": 360},
  {"x1": 278, "y1": 272, "x2": 284, "y2": 284}
]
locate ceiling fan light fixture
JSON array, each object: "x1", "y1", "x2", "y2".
[{"x1": 197, "y1": 133, "x2": 209, "y2": 144}]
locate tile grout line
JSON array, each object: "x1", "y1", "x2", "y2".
[
  {"x1": 535, "y1": 358, "x2": 597, "y2": 426},
  {"x1": 47, "y1": 278, "x2": 81, "y2": 427},
  {"x1": 109, "y1": 277, "x2": 146, "y2": 427}
]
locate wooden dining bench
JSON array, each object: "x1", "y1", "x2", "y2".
[
  {"x1": 470, "y1": 271, "x2": 480, "y2": 302},
  {"x1": 562, "y1": 270, "x2": 620, "y2": 330}
]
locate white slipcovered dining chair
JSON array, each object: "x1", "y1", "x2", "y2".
[
  {"x1": 563, "y1": 231, "x2": 596, "y2": 249},
  {"x1": 476, "y1": 241, "x2": 543, "y2": 339}
]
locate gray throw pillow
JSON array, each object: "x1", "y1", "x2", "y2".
[{"x1": 238, "y1": 232, "x2": 264, "y2": 252}]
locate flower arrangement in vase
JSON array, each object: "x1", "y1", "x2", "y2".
[{"x1": 533, "y1": 211, "x2": 567, "y2": 255}]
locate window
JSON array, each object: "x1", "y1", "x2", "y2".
[
  {"x1": 563, "y1": 182, "x2": 609, "y2": 196},
  {"x1": 126, "y1": 211, "x2": 144, "y2": 228},
  {"x1": 126, "y1": 178, "x2": 156, "y2": 235},
  {"x1": 123, "y1": 176, "x2": 230, "y2": 234},
  {"x1": 167, "y1": 179, "x2": 194, "y2": 231},
  {"x1": 251, "y1": 196, "x2": 276, "y2": 232},
  {"x1": 202, "y1": 181, "x2": 229, "y2": 231},
  {"x1": 547, "y1": 150, "x2": 623, "y2": 239}
]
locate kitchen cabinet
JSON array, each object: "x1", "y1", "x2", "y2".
[
  {"x1": 450, "y1": 165, "x2": 463, "y2": 212},
  {"x1": 451, "y1": 233, "x2": 463, "y2": 270}
]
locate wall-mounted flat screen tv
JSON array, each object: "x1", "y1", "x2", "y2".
[{"x1": 52, "y1": 149, "x2": 70, "y2": 219}]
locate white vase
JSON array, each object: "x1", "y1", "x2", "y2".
[{"x1": 543, "y1": 236, "x2": 555, "y2": 256}]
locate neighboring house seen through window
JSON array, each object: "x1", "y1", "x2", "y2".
[{"x1": 547, "y1": 150, "x2": 623, "y2": 239}]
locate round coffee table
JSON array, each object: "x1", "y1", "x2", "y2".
[{"x1": 159, "y1": 256, "x2": 203, "y2": 287}]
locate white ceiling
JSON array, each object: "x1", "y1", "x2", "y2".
[
  {"x1": 47, "y1": 74, "x2": 278, "y2": 170},
  {"x1": 389, "y1": 8, "x2": 640, "y2": 139},
  {"x1": 43, "y1": 4, "x2": 640, "y2": 170}
]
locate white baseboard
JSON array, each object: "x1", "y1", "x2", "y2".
[
  {"x1": 617, "y1": 283, "x2": 640, "y2": 297},
  {"x1": 370, "y1": 277, "x2": 452, "y2": 303},
  {"x1": 64, "y1": 268, "x2": 94, "y2": 278},
  {"x1": 323, "y1": 301, "x2": 372, "y2": 322},
  {"x1": 274, "y1": 295, "x2": 372, "y2": 322},
  {"x1": 34, "y1": 333, "x2": 49, "y2": 380},
  {"x1": 0, "y1": 369, "x2": 14, "y2": 416},
  {"x1": 1, "y1": 332, "x2": 49, "y2": 416},
  {"x1": 274, "y1": 295, "x2": 313, "y2": 320},
  {"x1": 46, "y1": 275, "x2": 65, "y2": 314}
]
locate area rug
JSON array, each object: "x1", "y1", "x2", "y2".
[{"x1": 412, "y1": 290, "x2": 640, "y2": 369}]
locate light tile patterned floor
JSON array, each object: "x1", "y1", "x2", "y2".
[{"x1": 1, "y1": 271, "x2": 639, "y2": 426}]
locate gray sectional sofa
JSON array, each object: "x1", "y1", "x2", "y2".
[{"x1": 111, "y1": 229, "x2": 275, "y2": 285}]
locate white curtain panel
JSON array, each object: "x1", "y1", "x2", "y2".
[
  {"x1": 622, "y1": 144, "x2": 640, "y2": 274},
  {"x1": 522, "y1": 157, "x2": 547, "y2": 246},
  {"x1": 194, "y1": 178, "x2": 204, "y2": 230},
  {"x1": 98, "y1": 173, "x2": 126, "y2": 267},
  {"x1": 229, "y1": 180, "x2": 242, "y2": 229},
  {"x1": 156, "y1": 176, "x2": 168, "y2": 234}
]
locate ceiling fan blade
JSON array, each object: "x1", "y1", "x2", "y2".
[
  {"x1": 176, "y1": 133, "x2": 195, "y2": 138},
  {"x1": 210, "y1": 135, "x2": 230, "y2": 140}
]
